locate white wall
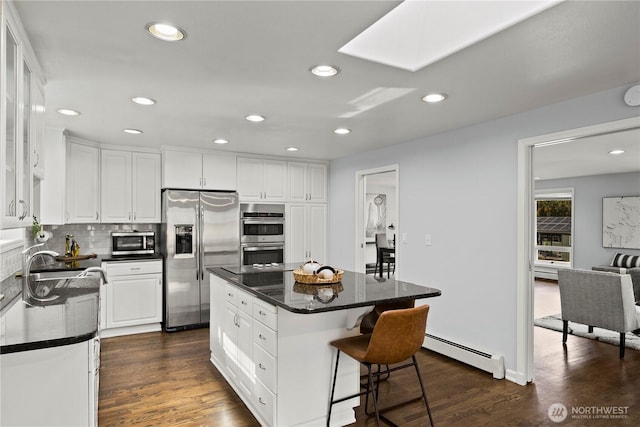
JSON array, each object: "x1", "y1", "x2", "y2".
[
  {"x1": 327, "y1": 84, "x2": 639, "y2": 378},
  {"x1": 536, "y1": 172, "x2": 640, "y2": 269}
]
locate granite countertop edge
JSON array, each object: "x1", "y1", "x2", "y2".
[{"x1": 206, "y1": 266, "x2": 442, "y2": 314}]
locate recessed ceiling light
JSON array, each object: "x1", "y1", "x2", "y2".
[
  {"x1": 124, "y1": 128, "x2": 143, "y2": 135},
  {"x1": 334, "y1": 128, "x2": 351, "y2": 135},
  {"x1": 609, "y1": 149, "x2": 625, "y2": 155},
  {"x1": 246, "y1": 114, "x2": 265, "y2": 122},
  {"x1": 57, "y1": 108, "x2": 81, "y2": 116},
  {"x1": 146, "y1": 22, "x2": 186, "y2": 42},
  {"x1": 286, "y1": 147, "x2": 299, "y2": 152},
  {"x1": 131, "y1": 96, "x2": 156, "y2": 106},
  {"x1": 310, "y1": 65, "x2": 340, "y2": 77},
  {"x1": 213, "y1": 138, "x2": 229, "y2": 145},
  {"x1": 422, "y1": 93, "x2": 447, "y2": 103}
]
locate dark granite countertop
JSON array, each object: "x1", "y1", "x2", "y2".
[
  {"x1": 30, "y1": 253, "x2": 163, "y2": 274},
  {"x1": 207, "y1": 265, "x2": 441, "y2": 314},
  {"x1": 1, "y1": 283, "x2": 100, "y2": 354}
]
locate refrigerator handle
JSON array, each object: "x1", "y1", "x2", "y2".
[
  {"x1": 195, "y1": 206, "x2": 199, "y2": 280},
  {"x1": 200, "y1": 205, "x2": 205, "y2": 281}
]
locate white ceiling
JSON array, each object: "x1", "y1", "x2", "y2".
[{"x1": 12, "y1": 0, "x2": 640, "y2": 179}]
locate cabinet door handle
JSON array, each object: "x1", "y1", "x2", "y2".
[
  {"x1": 128, "y1": 212, "x2": 131, "y2": 220},
  {"x1": 199, "y1": 177, "x2": 202, "y2": 187},
  {"x1": 96, "y1": 212, "x2": 99, "y2": 220},
  {"x1": 33, "y1": 151, "x2": 39, "y2": 167},
  {"x1": 258, "y1": 334, "x2": 266, "y2": 340},
  {"x1": 134, "y1": 212, "x2": 137, "y2": 220},
  {"x1": 258, "y1": 363, "x2": 266, "y2": 370},
  {"x1": 19, "y1": 200, "x2": 27, "y2": 220},
  {"x1": 259, "y1": 397, "x2": 266, "y2": 405},
  {"x1": 203, "y1": 178, "x2": 207, "y2": 187},
  {"x1": 258, "y1": 310, "x2": 266, "y2": 316},
  {"x1": 228, "y1": 292, "x2": 234, "y2": 298},
  {"x1": 9, "y1": 200, "x2": 15, "y2": 216}
]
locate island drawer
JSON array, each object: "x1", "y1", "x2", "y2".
[
  {"x1": 225, "y1": 285, "x2": 253, "y2": 315},
  {"x1": 253, "y1": 376, "x2": 276, "y2": 426},
  {"x1": 254, "y1": 344, "x2": 277, "y2": 392},
  {"x1": 253, "y1": 299, "x2": 277, "y2": 330},
  {"x1": 253, "y1": 321, "x2": 277, "y2": 356}
]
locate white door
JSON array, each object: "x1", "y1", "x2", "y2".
[
  {"x1": 308, "y1": 204, "x2": 327, "y2": 262},
  {"x1": 237, "y1": 157, "x2": 264, "y2": 200},
  {"x1": 67, "y1": 143, "x2": 100, "y2": 223},
  {"x1": 202, "y1": 153, "x2": 237, "y2": 190},
  {"x1": 286, "y1": 204, "x2": 306, "y2": 262},
  {"x1": 132, "y1": 152, "x2": 161, "y2": 223},
  {"x1": 262, "y1": 160, "x2": 286, "y2": 201},
  {"x1": 162, "y1": 150, "x2": 202, "y2": 189},
  {"x1": 101, "y1": 149, "x2": 132, "y2": 223},
  {"x1": 106, "y1": 273, "x2": 162, "y2": 328}
]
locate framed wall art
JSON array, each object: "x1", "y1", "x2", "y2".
[{"x1": 602, "y1": 196, "x2": 640, "y2": 249}]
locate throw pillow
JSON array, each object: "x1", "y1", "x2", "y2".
[{"x1": 610, "y1": 253, "x2": 640, "y2": 268}]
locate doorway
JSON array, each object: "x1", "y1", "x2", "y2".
[
  {"x1": 516, "y1": 116, "x2": 640, "y2": 385},
  {"x1": 354, "y1": 165, "x2": 399, "y2": 275}
]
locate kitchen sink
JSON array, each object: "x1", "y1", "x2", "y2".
[{"x1": 27, "y1": 270, "x2": 101, "y2": 301}]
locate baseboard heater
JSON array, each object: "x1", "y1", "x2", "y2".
[{"x1": 423, "y1": 334, "x2": 505, "y2": 379}]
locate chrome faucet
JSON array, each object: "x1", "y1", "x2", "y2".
[
  {"x1": 23, "y1": 250, "x2": 61, "y2": 302},
  {"x1": 75, "y1": 266, "x2": 108, "y2": 284}
]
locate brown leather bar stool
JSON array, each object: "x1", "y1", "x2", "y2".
[
  {"x1": 327, "y1": 305, "x2": 434, "y2": 427},
  {"x1": 360, "y1": 299, "x2": 416, "y2": 381}
]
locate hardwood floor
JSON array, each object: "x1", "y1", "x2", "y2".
[{"x1": 99, "y1": 303, "x2": 640, "y2": 426}]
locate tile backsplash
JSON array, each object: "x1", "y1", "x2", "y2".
[{"x1": 28, "y1": 223, "x2": 159, "y2": 256}]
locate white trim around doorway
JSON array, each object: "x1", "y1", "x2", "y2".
[
  {"x1": 354, "y1": 165, "x2": 399, "y2": 275},
  {"x1": 516, "y1": 116, "x2": 640, "y2": 386}
]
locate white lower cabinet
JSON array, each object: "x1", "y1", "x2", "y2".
[
  {"x1": 101, "y1": 260, "x2": 163, "y2": 337},
  {"x1": 0, "y1": 338, "x2": 98, "y2": 426}
]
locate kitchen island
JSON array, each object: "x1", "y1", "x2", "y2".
[{"x1": 207, "y1": 265, "x2": 441, "y2": 427}]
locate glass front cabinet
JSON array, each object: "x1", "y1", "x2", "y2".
[{"x1": 1, "y1": 2, "x2": 46, "y2": 229}]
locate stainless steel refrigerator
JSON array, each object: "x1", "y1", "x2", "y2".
[{"x1": 161, "y1": 189, "x2": 239, "y2": 331}]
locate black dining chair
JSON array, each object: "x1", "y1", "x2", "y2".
[{"x1": 375, "y1": 233, "x2": 395, "y2": 278}]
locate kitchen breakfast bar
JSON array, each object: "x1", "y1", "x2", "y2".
[{"x1": 207, "y1": 265, "x2": 441, "y2": 427}]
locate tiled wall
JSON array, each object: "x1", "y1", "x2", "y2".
[
  {"x1": 0, "y1": 245, "x2": 24, "y2": 282},
  {"x1": 31, "y1": 223, "x2": 159, "y2": 256}
]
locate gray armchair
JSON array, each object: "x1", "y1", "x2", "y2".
[{"x1": 558, "y1": 268, "x2": 640, "y2": 358}]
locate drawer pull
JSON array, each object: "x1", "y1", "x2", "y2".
[
  {"x1": 259, "y1": 310, "x2": 266, "y2": 316},
  {"x1": 259, "y1": 397, "x2": 266, "y2": 405},
  {"x1": 241, "y1": 300, "x2": 248, "y2": 305},
  {"x1": 228, "y1": 292, "x2": 233, "y2": 297},
  {"x1": 259, "y1": 334, "x2": 266, "y2": 340},
  {"x1": 259, "y1": 363, "x2": 266, "y2": 370}
]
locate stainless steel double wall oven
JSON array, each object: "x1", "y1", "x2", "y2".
[{"x1": 240, "y1": 203, "x2": 285, "y2": 265}]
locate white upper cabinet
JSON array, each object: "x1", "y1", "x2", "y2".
[
  {"x1": 100, "y1": 149, "x2": 131, "y2": 223},
  {"x1": 40, "y1": 128, "x2": 67, "y2": 225},
  {"x1": 101, "y1": 149, "x2": 161, "y2": 223},
  {"x1": 162, "y1": 150, "x2": 237, "y2": 191},
  {"x1": 287, "y1": 162, "x2": 327, "y2": 203},
  {"x1": 202, "y1": 152, "x2": 237, "y2": 191},
  {"x1": 132, "y1": 152, "x2": 161, "y2": 223},
  {"x1": 66, "y1": 142, "x2": 100, "y2": 223},
  {"x1": 237, "y1": 157, "x2": 286, "y2": 202},
  {"x1": 1, "y1": 6, "x2": 45, "y2": 229}
]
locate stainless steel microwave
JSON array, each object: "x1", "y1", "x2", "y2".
[{"x1": 112, "y1": 231, "x2": 156, "y2": 256}]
